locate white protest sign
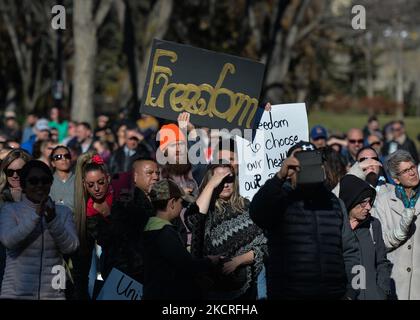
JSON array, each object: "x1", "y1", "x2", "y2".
[
  {"x1": 236, "y1": 103, "x2": 308, "y2": 200},
  {"x1": 96, "y1": 268, "x2": 142, "y2": 300}
]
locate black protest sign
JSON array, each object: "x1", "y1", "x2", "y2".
[{"x1": 140, "y1": 39, "x2": 265, "y2": 131}]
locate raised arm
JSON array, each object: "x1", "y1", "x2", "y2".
[
  {"x1": 371, "y1": 197, "x2": 415, "y2": 250},
  {"x1": 250, "y1": 156, "x2": 298, "y2": 229},
  {"x1": 195, "y1": 170, "x2": 230, "y2": 214}
]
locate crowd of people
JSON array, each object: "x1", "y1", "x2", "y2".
[{"x1": 0, "y1": 106, "x2": 418, "y2": 300}]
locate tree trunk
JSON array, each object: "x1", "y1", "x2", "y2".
[
  {"x1": 137, "y1": 0, "x2": 173, "y2": 100},
  {"x1": 71, "y1": 0, "x2": 113, "y2": 125},
  {"x1": 71, "y1": 0, "x2": 97, "y2": 125}
]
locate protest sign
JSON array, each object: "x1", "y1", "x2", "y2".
[
  {"x1": 96, "y1": 268, "x2": 142, "y2": 300},
  {"x1": 140, "y1": 39, "x2": 265, "y2": 131},
  {"x1": 236, "y1": 103, "x2": 309, "y2": 200}
]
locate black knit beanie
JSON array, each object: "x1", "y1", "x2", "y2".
[{"x1": 339, "y1": 175, "x2": 376, "y2": 212}]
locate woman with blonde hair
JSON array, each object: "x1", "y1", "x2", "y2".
[
  {"x1": 72, "y1": 151, "x2": 113, "y2": 300},
  {"x1": 0, "y1": 148, "x2": 32, "y2": 291},
  {"x1": 185, "y1": 164, "x2": 267, "y2": 300},
  {"x1": 0, "y1": 149, "x2": 32, "y2": 204}
]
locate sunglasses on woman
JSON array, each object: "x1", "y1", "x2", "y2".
[
  {"x1": 221, "y1": 174, "x2": 235, "y2": 184},
  {"x1": 52, "y1": 153, "x2": 71, "y2": 161},
  {"x1": 358, "y1": 157, "x2": 379, "y2": 162},
  {"x1": 5, "y1": 168, "x2": 23, "y2": 177}
]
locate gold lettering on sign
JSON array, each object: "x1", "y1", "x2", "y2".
[{"x1": 144, "y1": 49, "x2": 259, "y2": 128}]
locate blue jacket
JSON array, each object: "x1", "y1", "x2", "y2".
[{"x1": 21, "y1": 135, "x2": 36, "y2": 155}]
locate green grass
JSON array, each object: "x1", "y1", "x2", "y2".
[{"x1": 308, "y1": 111, "x2": 420, "y2": 150}]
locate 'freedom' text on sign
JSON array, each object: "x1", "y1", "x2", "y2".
[{"x1": 141, "y1": 39, "x2": 265, "y2": 131}]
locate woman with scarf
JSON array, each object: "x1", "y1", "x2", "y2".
[{"x1": 185, "y1": 164, "x2": 267, "y2": 300}]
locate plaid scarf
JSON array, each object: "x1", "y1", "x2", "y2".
[{"x1": 395, "y1": 184, "x2": 420, "y2": 209}]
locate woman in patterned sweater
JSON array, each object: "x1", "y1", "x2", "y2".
[{"x1": 185, "y1": 164, "x2": 267, "y2": 300}]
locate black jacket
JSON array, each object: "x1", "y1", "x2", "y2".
[
  {"x1": 142, "y1": 218, "x2": 213, "y2": 300},
  {"x1": 249, "y1": 176, "x2": 360, "y2": 300},
  {"x1": 98, "y1": 188, "x2": 153, "y2": 283},
  {"x1": 383, "y1": 136, "x2": 419, "y2": 164},
  {"x1": 108, "y1": 144, "x2": 150, "y2": 175},
  {"x1": 352, "y1": 217, "x2": 392, "y2": 300},
  {"x1": 338, "y1": 175, "x2": 391, "y2": 300}
]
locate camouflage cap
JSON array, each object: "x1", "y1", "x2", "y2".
[{"x1": 149, "y1": 179, "x2": 195, "y2": 203}]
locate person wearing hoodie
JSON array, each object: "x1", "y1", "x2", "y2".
[
  {"x1": 142, "y1": 179, "x2": 220, "y2": 300},
  {"x1": 339, "y1": 175, "x2": 392, "y2": 300}
]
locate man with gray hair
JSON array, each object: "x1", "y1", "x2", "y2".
[{"x1": 371, "y1": 150, "x2": 420, "y2": 300}]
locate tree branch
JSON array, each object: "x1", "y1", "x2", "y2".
[
  {"x1": 94, "y1": 0, "x2": 114, "y2": 29},
  {"x1": 0, "y1": 0, "x2": 27, "y2": 80}
]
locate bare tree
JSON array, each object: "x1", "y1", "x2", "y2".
[
  {"x1": 0, "y1": 0, "x2": 53, "y2": 113},
  {"x1": 71, "y1": 0, "x2": 114, "y2": 125}
]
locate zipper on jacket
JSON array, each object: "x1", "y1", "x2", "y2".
[{"x1": 38, "y1": 218, "x2": 44, "y2": 300}]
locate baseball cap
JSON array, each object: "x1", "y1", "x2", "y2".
[
  {"x1": 310, "y1": 125, "x2": 328, "y2": 140},
  {"x1": 35, "y1": 118, "x2": 50, "y2": 132},
  {"x1": 149, "y1": 179, "x2": 195, "y2": 204},
  {"x1": 287, "y1": 141, "x2": 316, "y2": 157}
]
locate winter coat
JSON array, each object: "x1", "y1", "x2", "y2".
[
  {"x1": 0, "y1": 196, "x2": 79, "y2": 300},
  {"x1": 250, "y1": 176, "x2": 360, "y2": 300},
  {"x1": 352, "y1": 217, "x2": 392, "y2": 300},
  {"x1": 371, "y1": 184, "x2": 420, "y2": 300},
  {"x1": 337, "y1": 174, "x2": 392, "y2": 300},
  {"x1": 142, "y1": 217, "x2": 214, "y2": 300}
]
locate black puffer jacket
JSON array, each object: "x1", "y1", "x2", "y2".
[
  {"x1": 250, "y1": 176, "x2": 360, "y2": 300},
  {"x1": 97, "y1": 187, "x2": 153, "y2": 283}
]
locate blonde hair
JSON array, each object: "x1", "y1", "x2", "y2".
[
  {"x1": 199, "y1": 164, "x2": 246, "y2": 214},
  {"x1": 0, "y1": 149, "x2": 32, "y2": 193},
  {"x1": 74, "y1": 151, "x2": 108, "y2": 252}
]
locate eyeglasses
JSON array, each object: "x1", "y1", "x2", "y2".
[
  {"x1": 5, "y1": 168, "x2": 22, "y2": 177},
  {"x1": 397, "y1": 165, "x2": 417, "y2": 176},
  {"x1": 392, "y1": 127, "x2": 402, "y2": 132},
  {"x1": 358, "y1": 199, "x2": 371, "y2": 208},
  {"x1": 349, "y1": 139, "x2": 364, "y2": 144},
  {"x1": 359, "y1": 157, "x2": 379, "y2": 163},
  {"x1": 128, "y1": 136, "x2": 139, "y2": 141},
  {"x1": 27, "y1": 176, "x2": 52, "y2": 186},
  {"x1": 52, "y1": 153, "x2": 71, "y2": 161}
]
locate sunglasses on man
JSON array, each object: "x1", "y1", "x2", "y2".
[
  {"x1": 348, "y1": 139, "x2": 364, "y2": 144},
  {"x1": 369, "y1": 141, "x2": 381, "y2": 147}
]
